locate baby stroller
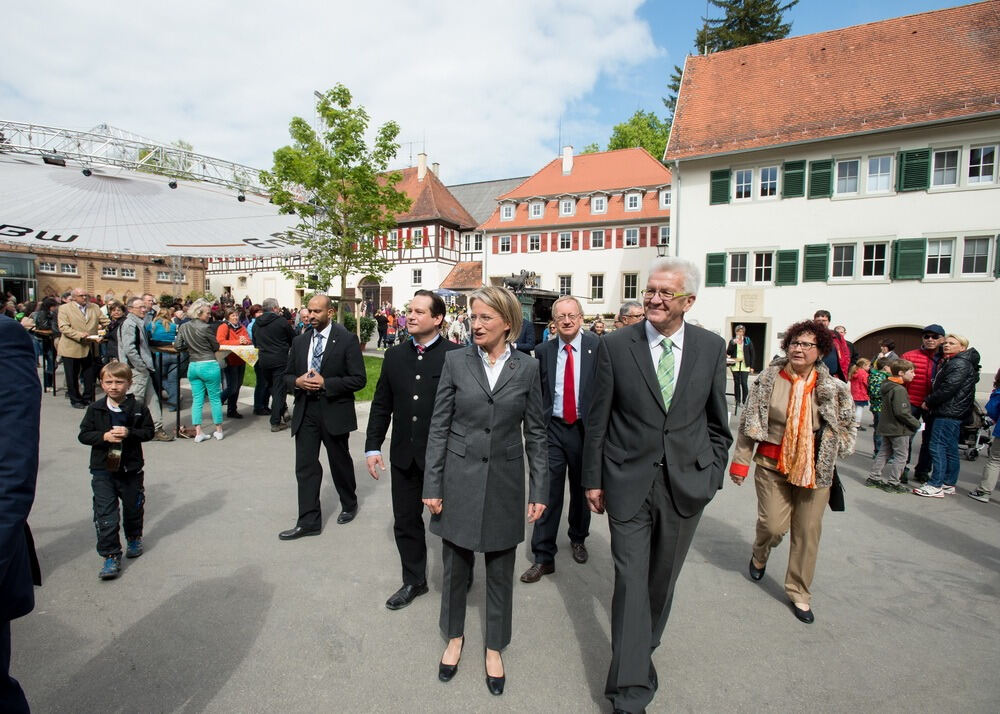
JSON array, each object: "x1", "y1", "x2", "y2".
[
  {"x1": 383, "y1": 325, "x2": 397, "y2": 349},
  {"x1": 961, "y1": 402, "x2": 993, "y2": 461}
]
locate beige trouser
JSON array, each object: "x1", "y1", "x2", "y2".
[{"x1": 752, "y1": 464, "x2": 830, "y2": 605}]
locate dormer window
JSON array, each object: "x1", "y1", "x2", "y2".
[
  {"x1": 500, "y1": 204, "x2": 515, "y2": 221},
  {"x1": 591, "y1": 195, "x2": 607, "y2": 214},
  {"x1": 659, "y1": 189, "x2": 671, "y2": 208},
  {"x1": 559, "y1": 198, "x2": 575, "y2": 216},
  {"x1": 529, "y1": 201, "x2": 544, "y2": 219},
  {"x1": 625, "y1": 192, "x2": 641, "y2": 211}
]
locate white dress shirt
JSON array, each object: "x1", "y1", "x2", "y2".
[
  {"x1": 553, "y1": 330, "x2": 583, "y2": 419},
  {"x1": 645, "y1": 320, "x2": 685, "y2": 393},
  {"x1": 478, "y1": 344, "x2": 512, "y2": 391}
]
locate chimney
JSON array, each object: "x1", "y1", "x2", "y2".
[
  {"x1": 417, "y1": 152, "x2": 427, "y2": 181},
  {"x1": 562, "y1": 146, "x2": 573, "y2": 175},
  {"x1": 431, "y1": 162, "x2": 439, "y2": 177}
]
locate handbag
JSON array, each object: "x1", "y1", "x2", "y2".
[{"x1": 815, "y1": 422, "x2": 845, "y2": 512}]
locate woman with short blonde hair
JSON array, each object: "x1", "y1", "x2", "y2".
[{"x1": 466, "y1": 286, "x2": 522, "y2": 345}]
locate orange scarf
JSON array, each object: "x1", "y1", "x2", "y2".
[{"x1": 778, "y1": 367, "x2": 817, "y2": 488}]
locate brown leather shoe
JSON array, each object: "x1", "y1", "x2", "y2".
[
  {"x1": 519, "y1": 562, "x2": 554, "y2": 583},
  {"x1": 571, "y1": 542, "x2": 588, "y2": 564}
]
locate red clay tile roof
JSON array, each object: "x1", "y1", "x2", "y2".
[
  {"x1": 665, "y1": 1, "x2": 1000, "y2": 162},
  {"x1": 390, "y1": 167, "x2": 478, "y2": 230},
  {"x1": 479, "y1": 191, "x2": 667, "y2": 232},
  {"x1": 440, "y1": 261, "x2": 482, "y2": 290}
]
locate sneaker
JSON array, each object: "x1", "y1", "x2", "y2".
[
  {"x1": 968, "y1": 489, "x2": 992, "y2": 503},
  {"x1": 194, "y1": 433, "x2": 212, "y2": 443},
  {"x1": 99, "y1": 554, "x2": 122, "y2": 580},
  {"x1": 213, "y1": 430, "x2": 224, "y2": 441},
  {"x1": 941, "y1": 485, "x2": 956, "y2": 495},
  {"x1": 913, "y1": 484, "x2": 944, "y2": 498},
  {"x1": 126, "y1": 538, "x2": 144, "y2": 558},
  {"x1": 271, "y1": 422, "x2": 289, "y2": 432},
  {"x1": 865, "y1": 477, "x2": 885, "y2": 489},
  {"x1": 882, "y1": 483, "x2": 909, "y2": 494},
  {"x1": 152, "y1": 429, "x2": 175, "y2": 442}
]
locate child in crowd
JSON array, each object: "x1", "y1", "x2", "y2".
[
  {"x1": 78, "y1": 362, "x2": 155, "y2": 580},
  {"x1": 867, "y1": 358, "x2": 890, "y2": 459},
  {"x1": 849, "y1": 357, "x2": 871, "y2": 431},
  {"x1": 968, "y1": 367, "x2": 1000, "y2": 503},
  {"x1": 866, "y1": 359, "x2": 920, "y2": 493}
]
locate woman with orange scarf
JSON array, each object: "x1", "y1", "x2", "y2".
[{"x1": 729, "y1": 320, "x2": 856, "y2": 624}]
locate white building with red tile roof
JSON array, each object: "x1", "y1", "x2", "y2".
[
  {"x1": 480, "y1": 146, "x2": 673, "y2": 317},
  {"x1": 665, "y1": 0, "x2": 1000, "y2": 375}
]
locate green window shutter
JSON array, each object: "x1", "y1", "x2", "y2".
[
  {"x1": 775, "y1": 249, "x2": 799, "y2": 285},
  {"x1": 896, "y1": 149, "x2": 931, "y2": 192},
  {"x1": 802, "y1": 244, "x2": 830, "y2": 282},
  {"x1": 782, "y1": 160, "x2": 806, "y2": 198},
  {"x1": 710, "y1": 169, "x2": 731, "y2": 205},
  {"x1": 994, "y1": 235, "x2": 1000, "y2": 278},
  {"x1": 705, "y1": 252, "x2": 727, "y2": 286},
  {"x1": 807, "y1": 160, "x2": 833, "y2": 199},
  {"x1": 891, "y1": 238, "x2": 927, "y2": 280}
]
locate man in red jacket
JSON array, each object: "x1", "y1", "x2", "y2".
[{"x1": 901, "y1": 324, "x2": 945, "y2": 483}]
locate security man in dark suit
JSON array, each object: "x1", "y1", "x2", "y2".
[
  {"x1": 520, "y1": 295, "x2": 599, "y2": 583},
  {"x1": 278, "y1": 295, "x2": 366, "y2": 540},
  {"x1": 365, "y1": 290, "x2": 461, "y2": 610},
  {"x1": 583, "y1": 258, "x2": 732, "y2": 714},
  {"x1": 0, "y1": 315, "x2": 42, "y2": 713}
]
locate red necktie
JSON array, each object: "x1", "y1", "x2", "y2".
[{"x1": 563, "y1": 344, "x2": 577, "y2": 424}]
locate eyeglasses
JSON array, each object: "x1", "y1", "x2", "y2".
[
  {"x1": 622, "y1": 313, "x2": 643, "y2": 321},
  {"x1": 788, "y1": 341, "x2": 818, "y2": 350},
  {"x1": 468, "y1": 314, "x2": 497, "y2": 325},
  {"x1": 553, "y1": 313, "x2": 581, "y2": 322},
  {"x1": 642, "y1": 289, "x2": 691, "y2": 302},
  {"x1": 922, "y1": 333, "x2": 941, "y2": 339}
]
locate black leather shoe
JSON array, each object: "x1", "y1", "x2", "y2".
[
  {"x1": 519, "y1": 562, "x2": 554, "y2": 583},
  {"x1": 791, "y1": 603, "x2": 815, "y2": 624},
  {"x1": 278, "y1": 526, "x2": 320, "y2": 540},
  {"x1": 336, "y1": 506, "x2": 358, "y2": 525},
  {"x1": 748, "y1": 557, "x2": 765, "y2": 581},
  {"x1": 438, "y1": 637, "x2": 464, "y2": 682},
  {"x1": 227, "y1": 411, "x2": 244, "y2": 419},
  {"x1": 485, "y1": 651, "x2": 505, "y2": 695},
  {"x1": 571, "y1": 541, "x2": 588, "y2": 564},
  {"x1": 385, "y1": 582, "x2": 429, "y2": 610}
]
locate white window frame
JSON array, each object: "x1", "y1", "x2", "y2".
[
  {"x1": 658, "y1": 225, "x2": 670, "y2": 246},
  {"x1": 529, "y1": 202, "x2": 544, "y2": 219},
  {"x1": 591, "y1": 195, "x2": 607, "y2": 214},
  {"x1": 925, "y1": 237, "x2": 954, "y2": 278},
  {"x1": 625, "y1": 192, "x2": 641, "y2": 211},
  {"x1": 590, "y1": 229, "x2": 605, "y2": 249},
  {"x1": 60, "y1": 263, "x2": 77, "y2": 275},
  {"x1": 830, "y1": 243, "x2": 856, "y2": 279},
  {"x1": 558, "y1": 275, "x2": 572, "y2": 296},
  {"x1": 590, "y1": 274, "x2": 604, "y2": 301},
  {"x1": 961, "y1": 235, "x2": 992, "y2": 276},
  {"x1": 462, "y1": 233, "x2": 472, "y2": 252},
  {"x1": 559, "y1": 199, "x2": 575, "y2": 217},
  {"x1": 500, "y1": 204, "x2": 515, "y2": 221},
  {"x1": 156, "y1": 270, "x2": 171, "y2": 281},
  {"x1": 860, "y1": 242, "x2": 889, "y2": 279},
  {"x1": 412, "y1": 228, "x2": 423, "y2": 247},
  {"x1": 120, "y1": 267, "x2": 136, "y2": 279},
  {"x1": 411, "y1": 268, "x2": 422, "y2": 286},
  {"x1": 622, "y1": 272, "x2": 638, "y2": 300},
  {"x1": 528, "y1": 234, "x2": 541, "y2": 252},
  {"x1": 734, "y1": 169, "x2": 753, "y2": 201},
  {"x1": 558, "y1": 232, "x2": 572, "y2": 251},
  {"x1": 473, "y1": 233, "x2": 483, "y2": 252},
  {"x1": 102, "y1": 266, "x2": 118, "y2": 277},
  {"x1": 835, "y1": 159, "x2": 860, "y2": 196},
  {"x1": 758, "y1": 166, "x2": 779, "y2": 199},
  {"x1": 659, "y1": 188, "x2": 672, "y2": 208},
  {"x1": 932, "y1": 149, "x2": 960, "y2": 187},
  {"x1": 752, "y1": 252, "x2": 774, "y2": 284},
  {"x1": 968, "y1": 145, "x2": 997, "y2": 185},
  {"x1": 390, "y1": 229, "x2": 399, "y2": 242},
  {"x1": 624, "y1": 228, "x2": 639, "y2": 248},
  {"x1": 866, "y1": 155, "x2": 893, "y2": 194},
  {"x1": 729, "y1": 252, "x2": 748, "y2": 284},
  {"x1": 498, "y1": 235, "x2": 511, "y2": 254},
  {"x1": 38, "y1": 261, "x2": 57, "y2": 273}
]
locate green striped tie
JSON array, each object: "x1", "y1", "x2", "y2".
[{"x1": 657, "y1": 338, "x2": 674, "y2": 410}]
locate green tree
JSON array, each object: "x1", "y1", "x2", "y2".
[
  {"x1": 261, "y1": 84, "x2": 412, "y2": 323},
  {"x1": 580, "y1": 142, "x2": 601, "y2": 154},
  {"x1": 607, "y1": 110, "x2": 671, "y2": 160},
  {"x1": 137, "y1": 138, "x2": 196, "y2": 179},
  {"x1": 664, "y1": 0, "x2": 798, "y2": 117}
]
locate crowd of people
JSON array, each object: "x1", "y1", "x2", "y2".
[{"x1": 3, "y1": 260, "x2": 995, "y2": 714}]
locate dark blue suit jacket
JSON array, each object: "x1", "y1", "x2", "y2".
[
  {"x1": 535, "y1": 329, "x2": 600, "y2": 426},
  {"x1": 0, "y1": 315, "x2": 41, "y2": 621}
]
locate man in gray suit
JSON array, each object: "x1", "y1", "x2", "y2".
[{"x1": 583, "y1": 257, "x2": 732, "y2": 714}]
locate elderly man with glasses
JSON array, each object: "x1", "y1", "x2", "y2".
[
  {"x1": 520, "y1": 296, "x2": 600, "y2": 584},
  {"x1": 118, "y1": 298, "x2": 174, "y2": 441},
  {"x1": 617, "y1": 301, "x2": 644, "y2": 327},
  {"x1": 56, "y1": 288, "x2": 109, "y2": 408}
]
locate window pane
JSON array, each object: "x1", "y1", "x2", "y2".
[
  {"x1": 836, "y1": 161, "x2": 859, "y2": 194},
  {"x1": 759, "y1": 166, "x2": 778, "y2": 197},
  {"x1": 559, "y1": 232, "x2": 572, "y2": 250},
  {"x1": 500, "y1": 236, "x2": 511, "y2": 252},
  {"x1": 735, "y1": 169, "x2": 752, "y2": 199},
  {"x1": 590, "y1": 275, "x2": 604, "y2": 300},
  {"x1": 591, "y1": 230, "x2": 604, "y2": 248},
  {"x1": 867, "y1": 156, "x2": 892, "y2": 192},
  {"x1": 624, "y1": 229, "x2": 638, "y2": 247},
  {"x1": 559, "y1": 276, "x2": 571, "y2": 296},
  {"x1": 862, "y1": 243, "x2": 887, "y2": 277},
  {"x1": 623, "y1": 273, "x2": 637, "y2": 300},
  {"x1": 932, "y1": 150, "x2": 958, "y2": 186},
  {"x1": 969, "y1": 146, "x2": 996, "y2": 184},
  {"x1": 926, "y1": 239, "x2": 953, "y2": 275},
  {"x1": 529, "y1": 234, "x2": 540, "y2": 251},
  {"x1": 832, "y1": 244, "x2": 855, "y2": 277},
  {"x1": 962, "y1": 237, "x2": 990, "y2": 273},
  {"x1": 730, "y1": 253, "x2": 748, "y2": 283},
  {"x1": 753, "y1": 253, "x2": 773, "y2": 282},
  {"x1": 658, "y1": 226, "x2": 669, "y2": 245}
]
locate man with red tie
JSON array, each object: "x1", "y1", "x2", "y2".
[{"x1": 520, "y1": 296, "x2": 599, "y2": 583}]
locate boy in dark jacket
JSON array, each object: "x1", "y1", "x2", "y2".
[
  {"x1": 866, "y1": 360, "x2": 920, "y2": 493},
  {"x1": 78, "y1": 362, "x2": 155, "y2": 580}
]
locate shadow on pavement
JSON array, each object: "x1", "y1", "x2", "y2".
[
  {"x1": 552, "y1": 557, "x2": 612, "y2": 707},
  {"x1": 36, "y1": 566, "x2": 274, "y2": 713},
  {"x1": 144, "y1": 489, "x2": 226, "y2": 545}
]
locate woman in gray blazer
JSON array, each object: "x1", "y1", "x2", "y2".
[{"x1": 423, "y1": 286, "x2": 547, "y2": 696}]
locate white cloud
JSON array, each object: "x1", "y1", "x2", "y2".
[{"x1": 5, "y1": 0, "x2": 656, "y2": 183}]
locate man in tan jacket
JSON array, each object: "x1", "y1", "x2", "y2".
[{"x1": 57, "y1": 288, "x2": 109, "y2": 408}]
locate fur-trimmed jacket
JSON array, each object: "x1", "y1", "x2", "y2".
[{"x1": 730, "y1": 358, "x2": 856, "y2": 488}]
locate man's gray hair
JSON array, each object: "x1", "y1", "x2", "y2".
[
  {"x1": 648, "y1": 257, "x2": 700, "y2": 295},
  {"x1": 262, "y1": 297, "x2": 280, "y2": 311},
  {"x1": 552, "y1": 295, "x2": 583, "y2": 315},
  {"x1": 617, "y1": 301, "x2": 643, "y2": 319}
]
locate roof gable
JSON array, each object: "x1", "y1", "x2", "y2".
[
  {"x1": 498, "y1": 147, "x2": 671, "y2": 199},
  {"x1": 390, "y1": 167, "x2": 478, "y2": 230},
  {"x1": 666, "y1": 1, "x2": 1000, "y2": 161}
]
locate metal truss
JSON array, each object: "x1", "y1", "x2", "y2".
[{"x1": 0, "y1": 120, "x2": 267, "y2": 194}]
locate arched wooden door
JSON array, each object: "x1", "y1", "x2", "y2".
[{"x1": 853, "y1": 325, "x2": 925, "y2": 363}]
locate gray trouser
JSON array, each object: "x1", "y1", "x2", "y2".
[
  {"x1": 129, "y1": 368, "x2": 162, "y2": 431},
  {"x1": 869, "y1": 435, "x2": 909, "y2": 485}
]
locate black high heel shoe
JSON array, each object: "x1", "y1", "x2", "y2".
[
  {"x1": 485, "y1": 650, "x2": 505, "y2": 695},
  {"x1": 438, "y1": 637, "x2": 464, "y2": 682}
]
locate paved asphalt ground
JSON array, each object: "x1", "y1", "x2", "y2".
[{"x1": 10, "y1": 364, "x2": 999, "y2": 713}]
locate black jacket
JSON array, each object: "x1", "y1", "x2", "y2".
[
  {"x1": 78, "y1": 394, "x2": 155, "y2": 472},
  {"x1": 726, "y1": 337, "x2": 756, "y2": 371},
  {"x1": 252, "y1": 311, "x2": 296, "y2": 369},
  {"x1": 365, "y1": 336, "x2": 462, "y2": 470},
  {"x1": 926, "y1": 348, "x2": 981, "y2": 420}
]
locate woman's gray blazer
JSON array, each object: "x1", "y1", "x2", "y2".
[{"x1": 423, "y1": 345, "x2": 547, "y2": 553}]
